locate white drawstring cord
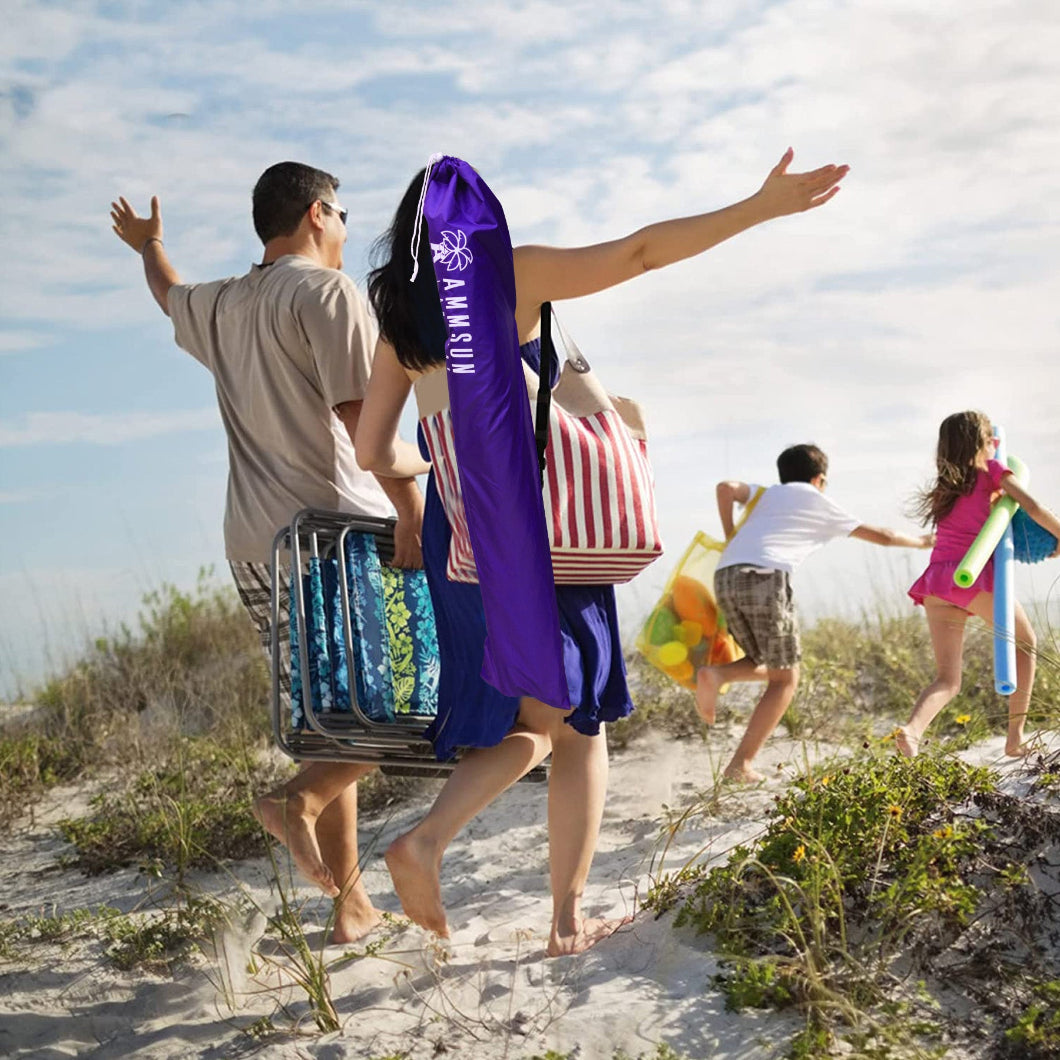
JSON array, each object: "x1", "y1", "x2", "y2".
[{"x1": 410, "y1": 153, "x2": 445, "y2": 281}]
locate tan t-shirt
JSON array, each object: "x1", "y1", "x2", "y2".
[{"x1": 168, "y1": 254, "x2": 392, "y2": 562}]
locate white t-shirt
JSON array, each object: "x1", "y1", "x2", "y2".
[
  {"x1": 717, "y1": 482, "x2": 861, "y2": 574},
  {"x1": 169, "y1": 255, "x2": 392, "y2": 563}
]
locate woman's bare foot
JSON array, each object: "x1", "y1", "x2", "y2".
[
  {"x1": 547, "y1": 915, "x2": 632, "y2": 957},
  {"x1": 385, "y1": 832, "x2": 448, "y2": 937},
  {"x1": 722, "y1": 764, "x2": 765, "y2": 784},
  {"x1": 895, "y1": 727, "x2": 920, "y2": 759},
  {"x1": 695, "y1": 666, "x2": 721, "y2": 725},
  {"x1": 253, "y1": 793, "x2": 339, "y2": 897},
  {"x1": 331, "y1": 903, "x2": 384, "y2": 945}
]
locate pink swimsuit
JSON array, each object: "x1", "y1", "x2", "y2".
[{"x1": 908, "y1": 459, "x2": 1011, "y2": 611}]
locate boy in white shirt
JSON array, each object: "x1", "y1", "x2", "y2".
[{"x1": 697, "y1": 444, "x2": 931, "y2": 782}]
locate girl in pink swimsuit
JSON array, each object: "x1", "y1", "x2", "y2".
[{"x1": 899, "y1": 410, "x2": 1060, "y2": 758}]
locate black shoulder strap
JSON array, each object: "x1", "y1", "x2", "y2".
[{"x1": 534, "y1": 302, "x2": 555, "y2": 486}]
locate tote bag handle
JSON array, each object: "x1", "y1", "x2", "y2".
[
  {"x1": 533, "y1": 303, "x2": 593, "y2": 484},
  {"x1": 534, "y1": 303, "x2": 556, "y2": 485}
]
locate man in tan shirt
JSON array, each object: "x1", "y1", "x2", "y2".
[{"x1": 111, "y1": 162, "x2": 428, "y2": 942}]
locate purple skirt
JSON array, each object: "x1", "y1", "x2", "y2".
[
  {"x1": 419, "y1": 431, "x2": 634, "y2": 762},
  {"x1": 909, "y1": 557, "x2": 994, "y2": 613}
]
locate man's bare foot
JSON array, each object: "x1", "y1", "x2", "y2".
[
  {"x1": 722, "y1": 764, "x2": 765, "y2": 784},
  {"x1": 547, "y1": 915, "x2": 632, "y2": 957},
  {"x1": 895, "y1": 727, "x2": 919, "y2": 759},
  {"x1": 385, "y1": 832, "x2": 448, "y2": 937},
  {"x1": 331, "y1": 904, "x2": 384, "y2": 945},
  {"x1": 695, "y1": 666, "x2": 721, "y2": 725},
  {"x1": 253, "y1": 793, "x2": 339, "y2": 898}
]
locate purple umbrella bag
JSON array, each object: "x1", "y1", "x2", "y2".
[{"x1": 421, "y1": 156, "x2": 571, "y2": 709}]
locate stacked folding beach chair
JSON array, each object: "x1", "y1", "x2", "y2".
[{"x1": 271, "y1": 508, "x2": 545, "y2": 781}]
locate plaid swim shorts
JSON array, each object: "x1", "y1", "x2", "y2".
[
  {"x1": 230, "y1": 560, "x2": 291, "y2": 699},
  {"x1": 714, "y1": 564, "x2": 800, "y2": 670}
]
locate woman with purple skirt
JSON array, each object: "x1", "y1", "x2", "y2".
[{"x1": 356, "y1": 149, "x2": 848, "y2": 955}]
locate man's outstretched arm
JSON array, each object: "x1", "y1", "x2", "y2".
[{"x1": 111, "y1": 195, "x2": 180, "y2": 316}]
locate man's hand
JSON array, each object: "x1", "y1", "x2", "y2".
[
  {"x1": 111, "y1": 195, "x2": 163, "y2": 253},
  {"x1": 390, "y1": 511, "x2": 424, "y2": 570},
  {"x1": 754, "y1": 149, "x2": 849, "y2": 219}
]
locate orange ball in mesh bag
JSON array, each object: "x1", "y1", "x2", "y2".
[
  {"x1": 671, "y1": 575, "x2": 718, "y2": 637},
  {"x1": 709, "y1": 635, "x2": 738, "y2": 665},
  {"x1": 662, "y1": 659, "x2": 695, "y2": 684}
]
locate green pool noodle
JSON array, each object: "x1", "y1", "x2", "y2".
[{"x1": 953, "y1": 454, "x2": 1029, "y2": 588}]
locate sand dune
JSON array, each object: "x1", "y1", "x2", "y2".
[{"x1": 0, "y1": 724, "x2": 1053, "y2": 1059}]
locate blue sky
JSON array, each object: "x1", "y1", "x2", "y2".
[{"x1": 3, "y1": 0, "x2": 1060, "y2": 696}]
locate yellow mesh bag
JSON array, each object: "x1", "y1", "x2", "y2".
[
  {"x1": 635, "y1": 533, "x2": 741, "y2": 689},
  {"x1": 635, "y1": 488, "x2": 764, "y2": 690}
]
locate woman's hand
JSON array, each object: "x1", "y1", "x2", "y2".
[
  {"x1": 111, "y1": 196, "x2": 163, "y2": 253},
  {"x1": 753, "y1": 149, "x2": 849, "y2": 219}
]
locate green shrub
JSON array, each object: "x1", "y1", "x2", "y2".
[
  {"x1": 657, "y1": 751, "x2": 1060, "y2": 1057},
  {"x1": 1000, "y1": 981, "x2": 1060, "y2": 1059},
  {"x1": 101, "y1": 896, "x2": 228, "y2": 973},
  {"x1": 57, "y1": 739, "x2": 284, "y2": 877},
  {"x1": 1, "y1": 572, "x2": 271, "y2": 822}
]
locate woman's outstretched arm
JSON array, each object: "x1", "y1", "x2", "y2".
[{"x1": 513, "y1": 148, "x2": 847, "y2": 333}]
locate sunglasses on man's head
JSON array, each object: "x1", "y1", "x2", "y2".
[{"x1": 318, "y1": 200, "x2": 348, "y2": 226}]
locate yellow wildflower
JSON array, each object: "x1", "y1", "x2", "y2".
[
  {"x1": 955, "y1": 714, "x2": 971, "y2": 726},
  {"x1": 888, "y1": 805, "x2": 903, "y2": 818},
  {"x1": 792, "y1": 845, "x2": 806, "y2": 864},
  {"x1": 932, "y1": 825, "x2": 953, "y2": 840},
  {"x1": 820, "y1": 775, "x2": 831, "y2": 787}
]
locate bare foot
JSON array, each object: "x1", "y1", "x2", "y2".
[
  {"x1": 695, "y1": 666, "x2": 721, "y2": 725},
  {"x1": 331, "y1": 904, "x2": 384, "y2": 945},
  {"x1": 253, "y1": 793, "x2": 339, "y2": 898},
  {"x1": 1005, "y1": 735, "x2": 1039, "y2": 758},
  {"x1": 722, "y1": 764, "x2": 765, "y2": 784},
  {"x1": 895, "y1": 727, "x2": 919, "y2": 759},
  {"x1": 547, "y1": 915, "x2": 632, "y2": 957},
  {"x1": 385, "y1": 832, "x2": 448, "y2": 937}
]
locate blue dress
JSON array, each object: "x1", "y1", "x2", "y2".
[{"x1": 421, "y1": 339, "x2": 635, "y2": 761}]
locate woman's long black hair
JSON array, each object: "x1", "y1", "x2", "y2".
[{"x1": 367, "y1": 169, "x2": 447, "y2": 372}]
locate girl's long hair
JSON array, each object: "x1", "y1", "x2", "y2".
[
  {"x1": 913, "y1": 410, "x2": 993, "y2": 526},
  {"x1": 366, "y1": 169, "x2": 447, "y2": 373}
]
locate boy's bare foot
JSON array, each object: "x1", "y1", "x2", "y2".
[
  {"x1": 547, "y1": 915, "x2": 632, "y2": 957},
  {"x1": 385, "y1": 832, "x2": 449, "y2": 937},
  {"x1": 894, "y1": 727, "x2": 920, "y2": 759},
  {"x1": 253, "y1": 793, "x2": 339, "y2": 897},
  {"x1": 695, "y1": 666, "x2": 721, "y2": 725},
  {"x1": 331, "y1": 904, "x2": 384, "y2": 945},
  {"x1": 722, "y1": 764, "x2": 765, "y2": 784}
]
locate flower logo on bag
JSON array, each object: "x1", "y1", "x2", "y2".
[{"x1": 430, "y1": 229, "x2": 473, "y2": 272}]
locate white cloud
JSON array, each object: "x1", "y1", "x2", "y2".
[
  {"x1": 0, "y1": 330, "x2": 48, "y2": 353},
  {"x1": 3, "y1": 0, "x2": 1060, "y2": 660},
  {"x1": 0, "y1": 409, "x2": 218, "y2": 447}
]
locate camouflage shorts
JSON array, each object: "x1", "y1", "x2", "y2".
[{"x1": 714, "y1": 565, "x2": 800, "y2": 670}]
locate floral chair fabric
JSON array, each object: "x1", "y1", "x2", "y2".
[{"x1": 290, "y1": 530, "x2": 440, "y2": 728}]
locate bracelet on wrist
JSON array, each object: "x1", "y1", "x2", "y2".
[{"x1": 141, "y1": 237, "x2": 164, "y2": 253}]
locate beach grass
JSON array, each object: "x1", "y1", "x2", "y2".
[{"x1": 3, "y1": 578, "x2": 1060, "y2": 1057}]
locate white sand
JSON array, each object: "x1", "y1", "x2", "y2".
[{"x1": 0, "y1": 721, "x2": 1054, "y2": 1059}]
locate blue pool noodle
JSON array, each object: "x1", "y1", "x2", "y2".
[{"x1": 992, "y1": 428, "x2": 1017, "y2": 696}]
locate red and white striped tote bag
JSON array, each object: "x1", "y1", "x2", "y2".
[{"x1": 415, "y1": 317, "x2": 663, "y2": 585}]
